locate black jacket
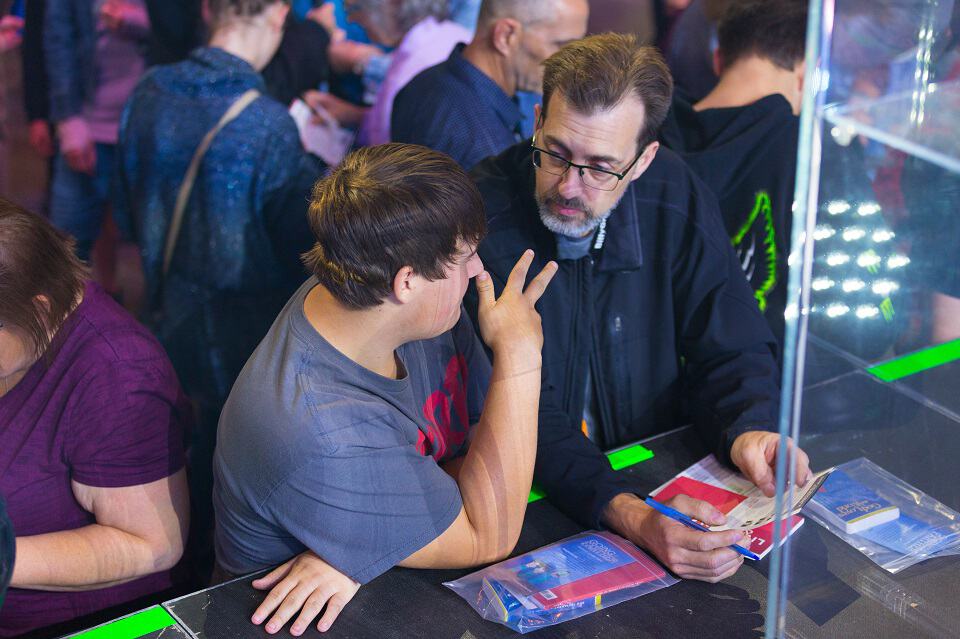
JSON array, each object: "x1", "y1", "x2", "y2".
[
  {"x1": 661, "y1": 94, "x2": 799, "y2": 347},
  {"x1": 467, "y1": 142, "x2": 780, "y2": 529}
]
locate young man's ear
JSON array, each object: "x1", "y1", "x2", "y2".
[
  {"x1": 392, "y1": 266, "x2": 418, "y2": 303},
  {"x1": 490, "y1": 17, "x2": 523, "y2": 57}
]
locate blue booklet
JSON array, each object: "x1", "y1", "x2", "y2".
[
  {"x1": 807, "y1": 469, "x2": 900, "y2": 534},
  {"x1": 859, "y1": 514, "x2": 957, "y2": 557}
]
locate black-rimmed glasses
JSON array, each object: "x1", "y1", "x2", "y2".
[{"x1": 531, "y1": 134, "x2": 643, "y2": 192}]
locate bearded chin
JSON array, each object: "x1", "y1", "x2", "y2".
[{"x1": 536, "y1": 194, "x2": 618, "y2": 239}]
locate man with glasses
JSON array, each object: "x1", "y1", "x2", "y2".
[{"x1": 467, "y1": 33, "x2": 812, "y2": 583}]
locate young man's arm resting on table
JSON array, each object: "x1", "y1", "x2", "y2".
[{"x1": 252, "y1": 251, "x2": 557, "y2": 636}]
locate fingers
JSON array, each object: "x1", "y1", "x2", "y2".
[
  {"x1": 793, "y1": 446, "x2": 813, "y2": 486},
  {"x1": 522, "y1": 261, "x2": 558, "y2": 303},
  {"x1": 672, "y1": 523, "x2": 747, "y2": 554},
  {"x1": 264, "y1": 584, "x2": 314, "y2": 634},
  {"x1": 251, "y1": 572, "x2": 297, "y2": 626},
  {"x1": 668, "y1": 494, "x2": 726, "y2": 527},
  {"x1": 504, "y1": 249, "x2": 534, "y2": 293},
  {"x1": 474, "y1": 271, "x2": 495, "y2": 307},
  {"x1": 317, "y1": 590, "x2": 353, "y2": 632},
  {"x1": 290, "y1": 589, "x2": 333, "y2": 636},
  {"x1": 252, "y1": 560, "x2": 293, "y2": 590},
  {"x1": 738, "y1": 444, "x2": 776, "y2": 497}
]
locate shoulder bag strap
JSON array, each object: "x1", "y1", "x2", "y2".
[{"x1": 161, "y1": 88, "x2": 261, "y2": 278}]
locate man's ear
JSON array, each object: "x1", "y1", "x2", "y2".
[
  {"x1": 533, "y1": 103, "x2": 542, "y2": 133},
  {"x1": 629, "y1": 141, "x2": 659, "y2": 182},
  {"x1": 392, "y1": 266, "x2": 418, "y2": 304},
  {"x1": 491, "y1": 17, "x2": 522, "y2": 57}
]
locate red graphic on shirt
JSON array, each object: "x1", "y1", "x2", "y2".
[{"x1": 417, "y1": 354, "x2": 470, "y2": 461}]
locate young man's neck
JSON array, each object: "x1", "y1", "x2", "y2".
[
  {"x1": 695, "y1": 56, "x2": 800, "y2": 114},
  {"x1": 463, "y1": 36, "x2": 517, "y2": 97},
  {"x1": 303, "y1": 284, "x2": 407, "y2": 379}
]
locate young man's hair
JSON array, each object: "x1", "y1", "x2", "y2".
[
  {"x1": 303, "y1": 144, "x2": 487, "y2": 310},
  {"x1": 0, "y1": 197, "x2": 89, "y2": 357},
  {"x1": 541, "y1": 33, "x2": 674, "y2": 151},
  {"x1": 717, "y1": 0, "x2": 808, "y2": 71}
]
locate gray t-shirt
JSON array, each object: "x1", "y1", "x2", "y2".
[{"x1": 213, "y1": 278, "x2": 491, "y2": 583}]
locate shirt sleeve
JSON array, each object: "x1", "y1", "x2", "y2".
[
  {"x1": 65, "y1": 352, "x2": 187, "y2": 488},
  {"x1": 264, "y1": 412, "x2": 463, "y2": 585}
]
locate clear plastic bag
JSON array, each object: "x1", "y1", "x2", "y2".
[
  {"x1": 802, "y1": 457, "x2": 960, "y2": 573},
  {"x1": 443, "y1": 531, "x2": 678, "y2": 633}
]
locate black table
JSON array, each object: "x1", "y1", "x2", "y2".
[{"x1": 70, "y1": 340, "x2": 960, "y2": 638}]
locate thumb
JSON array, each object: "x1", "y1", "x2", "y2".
[
  {"x1": 670, "y1": 495, "x2": 727, "y2": 527},
  {"x1": 475, "y1": 271, "x2": 494, "y2": 307},
  {"x1": 739, "y1": 450, "x2": 775, "y2": 497}
]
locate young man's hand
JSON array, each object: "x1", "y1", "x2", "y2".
[
  {"x1": 251, "y1": 551, "x2": 360, "y2": 636},
  {"x1": 604, "y1": 493, "x2": 750, "y2": 582},
  {"x1": 730, "y1": 431, "x2": 812, "y2": 497},
  {"x1": 475, "y1": 249, "x2": 557, "y2": 364}
]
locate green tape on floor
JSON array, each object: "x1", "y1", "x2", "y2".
[
  {"x1": 528, "y1": 444, "x2": 654, "y2": 503},
  {"x1": 68, "y1": 606, "x2": 176, "y2": 639},
  {"x1": 866, "y1": 338, "x2": 960, "y2": 382}
]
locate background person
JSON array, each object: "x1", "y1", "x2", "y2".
[
  {"x1": 115, "y1": 0, "x2": 322, "y2": 583},
  {"x1": 391, "y1": 0, "x2": 589, "y2": 169},
  {"x1": 0, "y1": 199, "x2": 190, "y2": 637}
]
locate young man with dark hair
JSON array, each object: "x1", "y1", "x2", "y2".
[
  {"x1": 213, "y1": 144, "x2": 556, "y2": 636},
  {"x1": 391, "y1": 0, "x2": 589, "y2": 169},
  {"x1": 661, "y1": 0, "x2": 808, "y2": 345},
  {"x1": 467, "y1": 33, "x2": 813, "y2": 584}
]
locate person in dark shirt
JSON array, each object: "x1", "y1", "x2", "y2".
[
  {"x1": 467, "y1": 34, "x2": 813, "y2": 582},
  {"x1": 391, "y1": 0, "x2": 588, "y2": 169},
  {"x1": 660, "y1": 0, "x2": 807, "y2": 347}
]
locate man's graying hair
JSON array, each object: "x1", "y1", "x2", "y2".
[
  {"x1": 359, "y1": 0, "x2": 449, "y2": 34},
  {"x1": 476, "y1": 0, "x2": 560, "y2": 27},
  {"x1": 542, "y1": 33, "x2": 673, "y2": 151}
]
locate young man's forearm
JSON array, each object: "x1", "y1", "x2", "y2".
[
  {"x1": 11, "y1": 523, "x2": 181, "y2": 591},
  {"x1": 456, "y1": 345, "x2": 542, "y2": 563}
]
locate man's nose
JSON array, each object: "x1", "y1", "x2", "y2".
[{"x1": 557, "y1": 166, "x2": 583, "y2": 200}]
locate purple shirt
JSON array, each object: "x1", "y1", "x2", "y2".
[{"x1": 0, "y1": 282, "x2": 189, "y2": 637}]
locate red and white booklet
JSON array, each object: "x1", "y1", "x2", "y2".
[{"x1": 649, "y1": 455, "x2": 822, "y2": 559}]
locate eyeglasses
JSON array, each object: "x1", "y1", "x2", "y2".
[{"x1": 531, "y1": 134, "x2": 643, "y2": 192}]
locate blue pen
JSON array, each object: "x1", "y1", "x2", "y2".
[{"x1": 644, "y1": 496, "x2": 761, "y2": 560}]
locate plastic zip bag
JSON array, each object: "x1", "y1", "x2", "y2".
[
  {"x1": 444, "y1": 531, "x2": 677, "y2": 633},
  {"x1": 802, "y1": 457, "x2": 960, "y2": 573}
]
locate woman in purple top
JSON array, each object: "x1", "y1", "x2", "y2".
[{"x1": 0, "y1": 198, "x2": 191, "y2": 637}]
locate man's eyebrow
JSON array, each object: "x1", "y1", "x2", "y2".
[{"x1": 543, "y1": 135, "x2": 620, "y2": 165}]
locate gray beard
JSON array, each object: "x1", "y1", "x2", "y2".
[{"x1": 535, "y1": 192, "x2": 622, "y2": 238}]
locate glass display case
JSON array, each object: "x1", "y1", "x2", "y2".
[{"x1": 767, "y1": 0, "x2": 960, "y2": 637}]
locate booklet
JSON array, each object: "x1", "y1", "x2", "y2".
[
  {"x1": 650, "y1": 455, "x2": 830, "y2": 558},
  {"x1": 288, "y1": 98, "x2": 354, "y2": 167},
  {"x1": 805, "y1": 469, "x2": 900, "y2": 534}
]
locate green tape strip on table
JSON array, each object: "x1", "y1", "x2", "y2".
[
  {"x1": 68, "y1": 606, "x2": 176, "y2": 639},
  {"x1": 528, "y1": 444, "x2": 654, "y2": 503},
  {"x1": 866, "y1": 338, "x2": 960, "y2": 382}
]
